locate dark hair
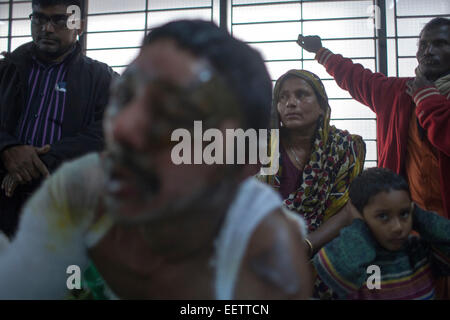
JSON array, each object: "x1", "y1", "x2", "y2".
[
  {"x1": 143, "y1": 20, "x2": 272, "y2": 131},
  {"x1": 349, "y1": 167, "x2": 410, "y2": 214},
  {"x1": 32, "y1": 0, "x2": 84, "y2": 11},
  {"x1": 421, "y1": 17, "x2": 450, "y2": 34}
]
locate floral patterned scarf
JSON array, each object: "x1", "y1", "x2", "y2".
[{"x1": 258, "y1": 70, "x2": 366, "y2": 233}]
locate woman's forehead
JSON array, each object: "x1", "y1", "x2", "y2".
[{"x1": 279, "y1": 76, "x2": 314, "y2": 91}]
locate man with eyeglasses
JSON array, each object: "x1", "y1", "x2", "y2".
[{"x1": 0, "y1": 0, "x2": 116, "y2": 238}]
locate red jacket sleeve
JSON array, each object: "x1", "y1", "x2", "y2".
[
  {"x1": 413, "y1": 87, "x2": 450, "y2": 156},
  {"x1": 315, "y1": 48, "x2": 405, "y2": 116}
]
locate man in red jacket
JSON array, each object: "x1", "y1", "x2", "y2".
[{"x1": 298, "y1": 17, "x2": 450, "y2": 298}]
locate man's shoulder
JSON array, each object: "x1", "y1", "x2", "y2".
[
  {"x1": 9, "y1": 42, "x2": 34, "y2": 58},
  {"x1": 0, "y1": 42, "x2": 34, "y2": 68},
  {"x1": 77, "y1": 54, "x2": 116, "y2": 78},
  {"x1": 232, "y1": 177, "x2": 283, "y2": 215},
  {"x1": 240, "y1": 176, "x2": 279, "y2": 194},
  {"x1": 80, "y1": 54, "x2": 111, "y2": 69},
  {"x1": 237, "y1": 207, "x2": 310, "y2": 298}
]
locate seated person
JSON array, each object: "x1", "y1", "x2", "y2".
[
  {"x1": 258, "y1": 69, "x2": 366, "y2": 299},
  {"x1": 0, "y1": 20, "x2": 313, "y2": 300},
  {"x1": 313, "y1": 167, "x2": 450, "y2": 299}
]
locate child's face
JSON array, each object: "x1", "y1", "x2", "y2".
[{"x1": 362, "y1": 190, "x2": 413, "y2": 251}]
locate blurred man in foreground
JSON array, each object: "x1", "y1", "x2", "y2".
[{"x1": 0, "y1": 20, "x2": 312, "y2": 300}]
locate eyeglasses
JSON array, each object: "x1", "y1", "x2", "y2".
[{"x1": 29, "y1": 12, "x2": 71, "y2": 29}]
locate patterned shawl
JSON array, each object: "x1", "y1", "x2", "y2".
[
  {"x1": 258, "y1": 70, "x2": 366, "y2": 233},
  {"x1": 435, "y1": 73, "x2": 450, "y2": 97}
]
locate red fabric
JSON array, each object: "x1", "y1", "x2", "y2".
[
  {"x1": 316, "y1": 48, "x2": 450, "y2": 219},
  {"x1": 405, "y1": 110, "x2": 444, "y2": 216}
]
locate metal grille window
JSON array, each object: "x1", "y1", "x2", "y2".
[
  {"x1": 231, "y1": 0, "x2": 381, "y2": 168},
  {"x1": 86, "y1": 0, "x2": 218, "y2": 74},
  {"x1": 230, "y1": 0, "x2": 449, "y2": 168},
  {"x1": 1, "y1": 0, "x2": 33, "y2": 53}
]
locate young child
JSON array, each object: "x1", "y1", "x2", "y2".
[{"x1": 313, "y1": 167, "x2": 450, "y2": 299}]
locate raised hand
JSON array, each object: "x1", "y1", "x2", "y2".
[
  {"x1": 406, "y1": 67, "x2": 435, "y2": 97},
  {"x1": 297, "y1": 34, "x2": 323, "y2": 54},
  {"x1": 346, "y1": 200, "x2": 364, "y2": 223}
]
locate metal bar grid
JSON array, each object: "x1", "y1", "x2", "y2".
[
  {"x1": 86, "y1": 6, "x2": 213, "y2": 17},
  {"x1": 3, "y1": 1, "x2": 216, "y2": 53},
  {"x1": 395, "y1": 13, "x2": 450, "y2": 19},
  {"x1": 232, "y1": 0, "x2": 358, "y2": 8},
  {"x1": 7, "y1": 0, "x2": 12, "y2": 52},
  {"x1": 393, "y1": 0, "x2": 399, "y2": 77},
  {"x1": 232, "y1": 16, "x2": 373, "y2": 26},
  {"x1": 81, "y1": 0, "x2": 215, "y2": 73},
  {"x1": 144, "y1": 0, "x2": 149, "y2": 34},
  {"x1": 230, "y1": 0, "x2": 380, "y2": 167},
  {"x1": 220, "y1": 0, "x2": 227, "y2": 30}
]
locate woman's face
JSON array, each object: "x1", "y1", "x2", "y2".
[{"x1": 277, "y1": 77, "x2": 324, "y2": 131}]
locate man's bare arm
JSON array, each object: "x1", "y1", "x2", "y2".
[{"x1": 235, "y1": 209, "x2": 313, "y2": 299}]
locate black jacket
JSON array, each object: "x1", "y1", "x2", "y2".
[{"x1": 0, "y1": 41, "x2": 117, "y2": 173}]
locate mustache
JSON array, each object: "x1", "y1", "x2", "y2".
[
  {"x1": 38, "y1": 35, "x2": 60, "y2": 42},
  {"x1": 106, "y1": 146, "x2": 161, "y2": 195}
]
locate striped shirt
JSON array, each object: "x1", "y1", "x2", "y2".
[
  {"x1": 15, "y1": 49, "x2": 75, "y2": 147},
  {"x1": 313, "y1": 206, "x2": 450, "y2": 300}
]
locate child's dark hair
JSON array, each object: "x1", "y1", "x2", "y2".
[{"x1": 349, "y1": 167, "x2": 410, "y2": 214}]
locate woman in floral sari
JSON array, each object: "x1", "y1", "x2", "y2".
[{"x1": 259, "y1": 70, "x2": 366, "y2": 299}]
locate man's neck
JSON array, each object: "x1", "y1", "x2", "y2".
[
  {"x1": 35, "y1": 43, "x2": 76, "y2": 64},
  {"x1": 140, "y1": 212, "x2": 221, "y2": 262},
  {"x1": 136, "y1": 179, "x2": 237, "y2": 263}
]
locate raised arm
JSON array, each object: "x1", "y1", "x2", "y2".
[
  {"x1": 412, "y1": 205, "x2": 450, "y2": 275},
  {"x1": 297, "y1": 35, "x2": 405, "y2": 115},
  {"x1": 407, "y1": 75, "x2": 450, "y2": 156}
]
